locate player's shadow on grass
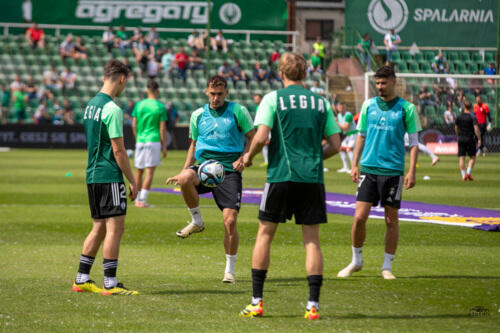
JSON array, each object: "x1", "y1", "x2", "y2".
[{"x1": 152, "y1": 289, "x2": 245, "y2": 295}]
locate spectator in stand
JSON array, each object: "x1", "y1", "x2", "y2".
[
  {"x1": 313, "y1": 36, "x2": 325, "y2": 68},
  {"x1": 217, "y1": 61, "x2": 232, "y2": 80},
  {"x1": 74, "y1": 36, "x2": 88, "y2": 60},
  {"x1": 308, "y1": 50, "x2": 323, "y2": 76},
  {"x1": 133, "y1": 36, "x2": 153, "y2": 74},
  {"x1": 253, "y1": 61, "x2": 268, "y2": 82},
  {"x1": 310, "y1": 80, "x2": 325, "y2": 97},
  {"x1": 10, "y1": 75, "x2": 24, "y2": 92},
  {"x1": 146, "y1": 27, "x2": 159, "y2": 44},
  {"x1": 43, "y1": 66, "x2": 62, "y2": 90},
  {"x1": 33, "y1": 99, "x2": 51, "y2": 124},
  {"x1": 122, "y1": 58, "x2": 134, "y2": 78},
  {"x1": 25, "y1": 22, "x2": 45, "y2": 49},
  {"x1": 484, "y1": 62, "x2": 497, "y2": 86},
  {"x1": 24, "y1": 76, "x2": 38, "y2": 101},
  {"x1": 146, "y1": 55, "x2": 160, "y2": 79},
  {"x1": 469, "y1": 71, "x2": 486, "y2": 97},
  {"x1": 418, "y1": 83, "x2": 437, "y2": 115},
  {"x1": 166, "y1": 101, "x2": 178, "y2": 149},
  {"x1": 357, "y1": 33, "x2": 372, "y2": 71},
  {"x1": 384, "y1": 28, "x2": 401, "y2": 65},
  {"x1": 271, "y1": 49, "x2": 280, "y2": 64},
  {"x1": 188, "y1": 49, "x2": 205, "y2": 72},
  {"x1": 266, "y1": 60, "x2": 282, "y2": 84},
  {"x1": 60, "y1": 67, "x2": 77, "y2": 92},
  {"x1": 211, "y1": 30, "x2": 227, "y2": 52},
  {"x1": 188, "y1": 30, "x2": 207, "y2": 51},
  {"x1": 444, "y1": 104, "x2": 456, "y2": 125},
  {"x1": 0, "y1": 84, "x2": 10, "y2": 124},
  {"x1": 123, "y1": 100, "x2": 135, "y2": 126},
  {"x1": 330, "y1": 92, "x2": 339, "y2": 114},
  {"x1": 59, "y1": 34, "x2": 76, "y2": 60},
  {"x1": 161, "y1": 47, "x2": 175, "y2": 78},
  {"x1": 132, "y1": 27, "x2": 143, "y2": 41},
  {"x1": 102, "y1": 26, "x2": 115, "y2": 53},
  {"x1": 432, "y1": 51, "x2": 449, "y2": 74},
  {"x1": 62, "y1": 98, "x2": 75, "y2": 125},
  {"x1": 52, "y1": 99, "x2": 64, "y2": 125},
  {"x1": 230, "y1": 59, "x2": 247, "y2": 83},
  {"x1": 474, "y1": 96, "x2": 492, "y2": 156},
  {"x1": 175, "y1": 46, "x2": 189, "y2": 83},
  {"x1": 38, "y1": 78, "x2": 54, "y2": 102},
  {"x1": 12, "y1": 86, "x2": 28, "y2": 123},
  {"x1": 115, "y1": 25, "x2": 130, "y2": 55}
]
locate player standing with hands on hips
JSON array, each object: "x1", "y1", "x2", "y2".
[
  {"x1": 239, "y1": 52, "x2": 341, "y2": 320},
  {"x1": 337, "y1": 66, "x2": 421, "y2": 280},
  {"x1": 73, "y1": 59, "x2": 139, "y2": 295}
]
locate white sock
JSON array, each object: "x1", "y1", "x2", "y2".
[
  {"x1": 460, "y1": 170, "x2": 466, "y2": 178},
  {"x1": 262, "y1": 146, "x2": 268, "y2": 163},
  {"x1": 251, "y1": 297, "x2": 262, "y2": 305},
  {"x1": 382, "y1": 252, "x2": 395, "y2": 271},
  {"x1": 307, "y1": 300, "x2": 319, "y2": 310},
  {"x1": 339, "y1": 151, "x2": 349, "y2": 169},
  {"x1": 188, "y1": 206, "x2": 204, "y2": 226},
  {"x1": 139, "y1": 189, "x2": 149, "y2": 202},
  {"x1": 225, "y1": 254, "x2": 237, "y2": 274},
  {"x1": 75, "y1": 273, "x2": 89, "y2": 284},
  {"x1": 104, "y1": 276, "x2": 118, "y2": 288},
  {"x1": 347, "y1": 150, "x2": 354, "y2": 165},
  {"x1": 352, "y1": 246, "x2": 363, "y2": 266},
  {"x1": 466, "y1": 166, "x2": 472, "y2": 175}
]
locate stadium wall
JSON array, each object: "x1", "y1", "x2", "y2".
[{"x1": 0, "y1": 124, "x2": 190, "y2": 150}]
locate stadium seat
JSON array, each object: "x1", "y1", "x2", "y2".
[
  {"x1": 484, "y1": 52, "x2": 495, "y2": 64},
  {"x1": 459, "y1": 51, "x2": 471, "y2": 62},
  {"x1": 446, "y1": 52, "x2": 459, "y2": 63},
  {"x1": 408, "y1": 61, "x2": 420, "y2": 72},
  {"x1": 414, "y1": 52, "x2": 424, "y2": 62}
]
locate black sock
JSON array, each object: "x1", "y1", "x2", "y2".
[
  {"x1": 103, "y1": 258, "x2": 118, "y2": 288},
  {"x1": 252, "y1": 269, "x2": 267, "y2": 301},
  {"x1": 307, "y1": 275, "x2": 323, "y2": 302},
  {"x1": 78, "y1": 254, "x2": 95, "y2": 274}
]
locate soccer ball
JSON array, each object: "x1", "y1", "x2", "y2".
[
  {"x1": 126, "y1": 149, "x2": 134, "y2": 158},
  {"x1": 197, "y1": 160, "x2": 225, "y2": 188}
]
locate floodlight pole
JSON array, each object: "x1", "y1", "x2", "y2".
[{"x1": 205, "y1": 0, "x2": 211, "y2": 80}]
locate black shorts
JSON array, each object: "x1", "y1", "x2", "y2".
[
  {"x1": 190, "y1": 166, "x2": 242, "y2": 211},
  {"x1": 458, "y1": 139, "x2": 477, "y2": 157},
  {"x1": 356, "y1": 172, "x2": 403, "y2": 209},
  {"x1": 258, "y1": 182, "x2": 327, "y2": 225},
  {"x1": 87, "y1": 182, "x2": 127, "y2": 219}
]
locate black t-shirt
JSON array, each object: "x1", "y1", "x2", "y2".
[{"x1": 455, "y1": 112, "x2": 477, "y2": 142}]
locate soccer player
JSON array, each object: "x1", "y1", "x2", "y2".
[
  {"x1": 473, "y1": 96, "x2": 491, "y2": 156},
  {"x1": 132, "y1": 80, "x2": 167, "y2": 208},
  {"x1": 455, "y1": 100, "x2": 481, "y2": 181},
  {"x1": 336, "y1": 102, "x2": 358, "y2": 173},
  {"x1": 72, "y1": 59, "x2": 139, "y2": 295},
  {"x1": 404, "y1": 133, "x2": 440, "y2": 166},
  {"x1": 166, "y1": 75, "x2": 255, "y2": 283},
  {"x1": 239, "y1": 53, "x2": 341, "y2": 320},
  {"x1": 337, "y1": 66, "x2": 421, "y2": 280}
]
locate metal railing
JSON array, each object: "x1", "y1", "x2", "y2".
[{"x1": 0, "y1": 22, "x2": 299, "y2": 51}]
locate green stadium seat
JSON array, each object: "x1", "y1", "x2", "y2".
[
  {"x1": 408, "y1": 61, "x2": 420, "y2": 72},
  {"x1": 459, "y1": 51, "x2": 471, "y2": 62},
  {"x1": 446, "y1": 52, "x2": 459, "y2": 62},
  {"x1": 423, "y1": 51, "x2": 436, "y2": 61},
  {"x1": 260, "y1": 81, "x2": 271, "y2": 91},
  {"x1": 484, "y1": 52, "x2": 495, "y2": 63},
  {"x1": 183, "y1": 100, "x2": 194, "y2": 112},
  {"x1": 414, "y1": 52, "x2": 424, "y2": 62},
  {"x1": 401, "y1": 51, "x2": 412, "y2": 62},
  {"x1": 390, "y1": 51, "x2": 401, "y2": 63},
  {"x1": 397, "y1": 62, "x2": 408, "y2": 73},
  {"x1": 421, "y1": 62, "x2": 433, "y2": 73}
]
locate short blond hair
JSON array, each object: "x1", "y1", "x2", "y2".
[{"x1": 278, "y1": 52, "x2": 307, "y2": 81}]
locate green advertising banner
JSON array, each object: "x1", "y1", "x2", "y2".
[
  {"x1": 346, "y1": 0, "x2": 498, "y2": 47},
  {"x1": 26, "y1": 0, "x2": 287, "y2": 31}
]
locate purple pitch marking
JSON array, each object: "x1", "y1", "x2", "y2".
[{"x1": 152, "y1": 188, "x2": 500, "y2": 228}]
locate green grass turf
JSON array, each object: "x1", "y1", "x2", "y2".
[{"x1": 0, "y1": 149, "x2": 499, "y2": 332}]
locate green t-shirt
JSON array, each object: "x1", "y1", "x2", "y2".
[
  {"x1": 254, "y1": 85, "x2": 341, "y2": 184},
  {"x1": 189, "y1": 101, "x2": 254, "y2": 172},
  {"x1": 1, "y1": 90, "x2": 10, "y2": 107},
  {"x1": 116, "y1": 30, "x2": 128, "y2": 40},
  {"x1": 132, "y1": 98, "x2": 167, "y2": 143},
  {"x1": 311, "y1": 54, "x2": 322, "y2": 67},
  {"x1": 359, "y1": 39, "x2": 370, "y2": 52},
  {"x1": 84, "y1": 92, "x2": 124, "y2": 184},
  {"x1": 13, "y1": 91, "x2": 27, "y2": 110}
]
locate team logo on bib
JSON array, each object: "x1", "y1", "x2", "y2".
[{"x1": 367, "y1": 0, "x2": 409, "y2": 34}]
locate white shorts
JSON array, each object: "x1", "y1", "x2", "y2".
[
  {"x1": 341, "y1": 134, "x2": 356, "y2": 149},
  {"x1": 134, "y1": 142, "x2": 162, "y2": 169}
]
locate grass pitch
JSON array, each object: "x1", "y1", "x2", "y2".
[{"x1": 0, "y1": 149, "x2": 499, "y2": 332}]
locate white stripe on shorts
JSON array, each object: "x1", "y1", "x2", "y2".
[
  {"x1": 260, "y1": 183, "x2": 270, "y2": 212},
  {"x1": 395, "y1": 176, "x2": 403, "y2": 201},
  {"x1": 112, "y1": 183, "x2": 119, "y2": 206}
]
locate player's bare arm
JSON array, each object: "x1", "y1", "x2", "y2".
[
  {"x1": 111, "y1": 137, "x2": 138, "y2": 200},
  {"x1": 350, "y1": 134, "x2": 366, "y2": 183},
  {"x1": 243, "y1": 125, "x2": 270, "y2": 167},
  {"x1": 234, "y1": 128, "x2": 256, "y2": 172},
  {"x1": 474, "y1": 124, "x2": 482, "y2": 148},
  {"x1": 404, "y1": 145, "x2": 418, "y2": 190},
  {"x1": 132, "y1": 117, "x2": 137, "y2": 139},
  {"x1": 160, "y1": 120, "x2": 167, "y2": 158},
  {"x1": 322, "y1": 133, "x2": 340, "y2": 159}
]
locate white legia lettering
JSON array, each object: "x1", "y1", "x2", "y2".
[
  {"x1": 279, "y1": 96, "x2": 287, "y2": 110},
  {"x1": 75, "y1": 0, "x2": 210, "y2": 24},
  {"x1": 93, "y1": 107, "x2": 102, "y2": 121},
  {"x1": 310, "y1": 95, "x2": 315, "y2": 109},
  {"x1": 318, "y1": 98, "x2": 325, "y2": 113},
  {"x1": 83, "y1": 105, "x2": 90, "y2": 120},
  {"x1": 299, "y1": 95, "x2": 307, "y2": 109},
  {"x1": 289, "y1": 95, "x2": 296, "y2": 109}
]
